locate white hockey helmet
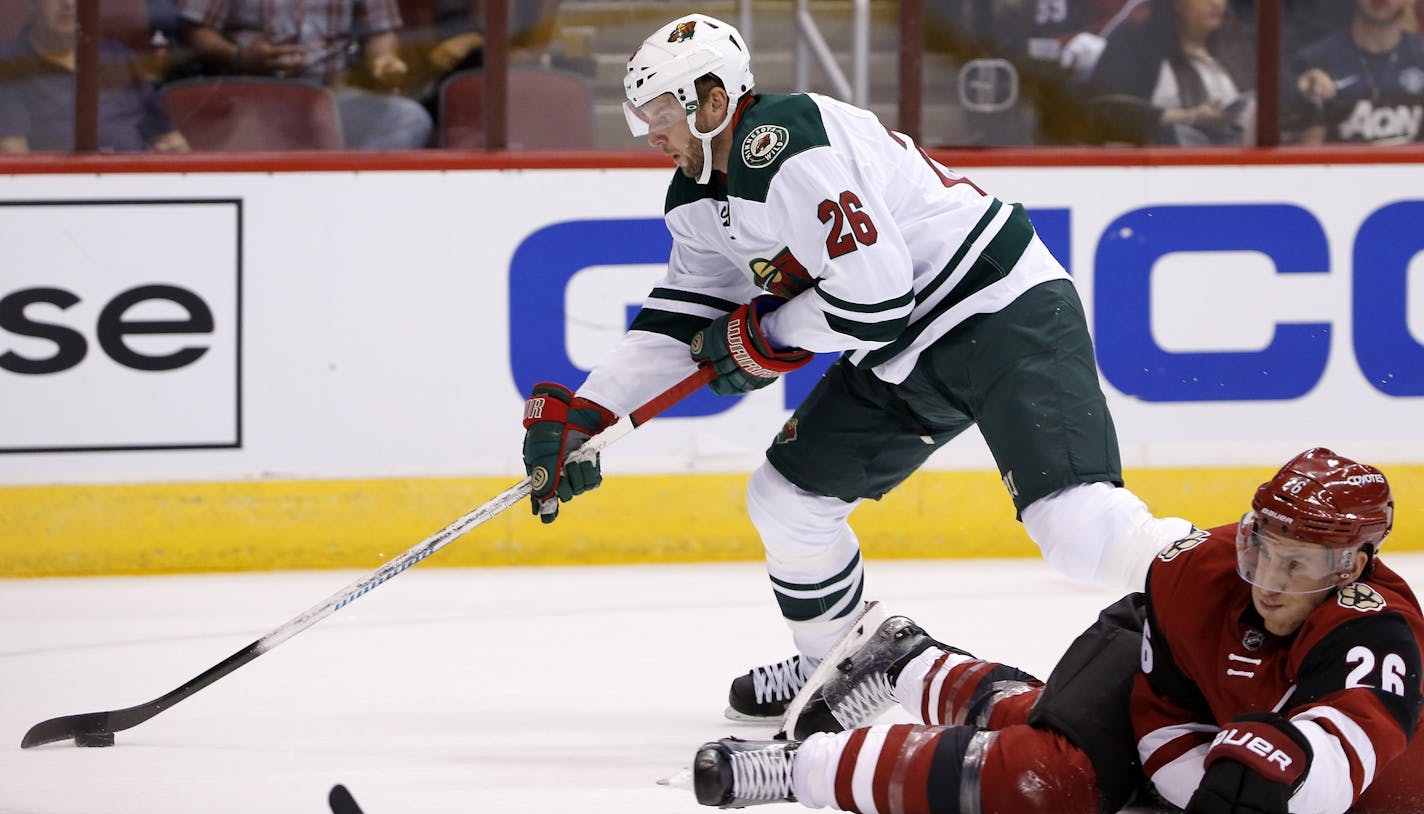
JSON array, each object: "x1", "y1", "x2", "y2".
[{"x1": 624, "y1": 14, "x2": 754, "y2": 182}]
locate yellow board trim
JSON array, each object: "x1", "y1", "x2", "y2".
[{"x1": 2, "y1": 465, "x2": 1420, "y2": 577}]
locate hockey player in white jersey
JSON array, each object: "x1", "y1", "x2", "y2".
[{"x1": 519, "y1": 12, "x2": 1193, "y2": 724}]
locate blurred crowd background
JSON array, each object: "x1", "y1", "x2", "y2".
[{"x1": 1, "y1": 0, "x2": 1421, "y2": 153}]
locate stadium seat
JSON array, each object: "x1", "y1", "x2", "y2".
[
  {"x1": 161, "y1": 78, "x2": 344, "y2": 151},
  {"x1": 438, "y1": 67, "x2": 593, "y2": 149},
  {"x1": 396, "y1": 0, "x2": 437, "y2": 29}
]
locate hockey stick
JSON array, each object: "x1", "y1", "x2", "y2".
[
  {"x1": 329, "y1": 784, "x2": 364, "y2": 814},
  {"x1": 21, "y1": 366, "x2": 716, "y2": 749},
  {"x1": 777, "y1": 600, "x2": 885, "y2": 739}
]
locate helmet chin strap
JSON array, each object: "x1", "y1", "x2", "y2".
[{"x1": 688, "y1": 101, "x2": 736, "y2": 184}]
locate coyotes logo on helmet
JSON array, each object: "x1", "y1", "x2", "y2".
[
  {"x1": 668, "y1": 20, "x2": 697, "y2": 42},
  {"x1": 1157, "y1": 527, "x2": 1208, "y2": 562},
  {"x1": 1338, "y1": 583, "x2": 1386, "y2": 613},
  {"x1": 749, "y1": 247, "x2": 814, "y2": 300}
]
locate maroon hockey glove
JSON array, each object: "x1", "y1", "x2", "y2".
[
  {"x1": 691, "y1": 296, "x2": 813, "y2": 396},
  {"x1": 521, "y1": 383, "x2": 616, "y2": 523},
  {"x1": 1186, "y1": 712, "x2": 1313, "y2": 814}
]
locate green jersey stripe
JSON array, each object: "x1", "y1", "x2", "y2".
[
  {"x1": 816, "y1": 285, "x2": 916, "y2": 314},
  {"x1": 773, "y1": 580, "x2": 865, "y2": 622},
  {"x1": 768, "y1": 550, "x2": 862, "y2": 592},
  {"x1": 827, "y1": 311, "x2": 911, "y2": 343},
  {"x1": 629, "y1": 308, "x2": 712, "y2": 344},
  {"x1": 914, "y1": 199, "x2": 1003, "y2": 307},
  {"x1": 858, "y1": 203, "x2": 1036, "y2": 370},
  {"x1": 648, "y1": 287, "x2": 740, "y2": 312}
]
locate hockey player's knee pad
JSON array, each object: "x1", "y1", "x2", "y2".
[{"x1": 747, "y1": 463, "x2": 858, "y2": 567}]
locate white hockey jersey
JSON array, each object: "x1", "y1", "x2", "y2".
[{"x1": 578, "y1": 92, "x2": 1068, "y2": 417}]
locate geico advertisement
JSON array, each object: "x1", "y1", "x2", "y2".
[
  {"x1": 0, "y1": 163, "x2": 1419, "y2": 485},
  {"x1": 0, "y1": 199, "x2": 240, "y2": 453}
]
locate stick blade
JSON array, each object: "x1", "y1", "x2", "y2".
[
  {"x1": 329, "y1": 784, "x2": 364, "y2": 814},
  {"x1": 21, "y1": 711, "x2": 111, "y2": 749}
]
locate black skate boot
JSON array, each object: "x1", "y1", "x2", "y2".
[
  {"x1": 693, "y1": 736, "x2": 798, "y2": 808},
  {"x1": 726, "y1": 655, "x2": 814, "y2": 721},
  {"x1": 817, "y1": 616, "x2": 967, "y2": 733}
]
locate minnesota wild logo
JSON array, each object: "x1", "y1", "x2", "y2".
[
  {"x1": 668, "y1": 20, "x2": 697, "y2": 42},
  {"x1": 742, "y1": 124, "x2": 789, "y2": 168},
  {"x1": 748, "y1": 247, "x2": 814, "y2": 300},
  {"x1": 774, "y1": 418, "x2": 799, "y2": 445}
]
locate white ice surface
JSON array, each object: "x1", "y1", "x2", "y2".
[{"x1": 6, "y1": 555, "x2": 1424, "y2": 814}]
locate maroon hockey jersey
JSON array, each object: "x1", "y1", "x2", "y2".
[{"x1": 1132, "y1": 524, "x2": 1424, "y2": 813}]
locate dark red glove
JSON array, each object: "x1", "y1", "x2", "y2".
[{"x1": 1186, "y1": 712, "x2": 1313, "y2": 814}]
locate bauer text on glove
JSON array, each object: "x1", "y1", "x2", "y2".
[
  {"x1": 690, "y1": 296, "x2": 814, "y2": 396},
  {"x1": 1185, "y1": 712, "x2": 1313, "y2": 814}
]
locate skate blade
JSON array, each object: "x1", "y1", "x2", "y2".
[
  {"x1": 780, "y1": 600, "x2": 888, "y2": 735},
  {"x1": 723, "y1": 706, "x2": 781, "y2": 723},
  {"x1": 657, "y1": 765, "x2": 694, "y2": 791}
]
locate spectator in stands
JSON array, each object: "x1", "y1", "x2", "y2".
[
  {"x1": 426, "y1": 0, "x2": 561, "y2": 73},
  {"x1": 1021, "y1": 0, "x2": 1149, "y2": 84},
  {"x1": 178, "y1": 0, "x2": 432, "y2": 149},
  {"x1": 1088, "y1": 0, "x2": 1256, "y2": 144},
  {"x1": 922, "y1": 0, "x2": 1150, "y2": 145},
  {"x1": 1289, "y1": 0, "x2": 1424, "y2": 144},
  {"x1": 0, "y1": 0, "x2": 189, "y2": 152},
  {"x1": 1283, "y1": 0, "x2": 1356, "y2": 59},
  {"x1": 404, "y1": 0, "x2": 563, "y2": 113}
]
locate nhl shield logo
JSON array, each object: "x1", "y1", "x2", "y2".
[
  {"x1": 742, "y1": 125, "x2": 789, "y2": 168},
  {"x1": 668, "y1": 20, "x2": 697, "y2": 43},
  {"x1": 1157, "y1": 527, "x2": 1208, "y2": 562},
  {"x1": 1242, "y1": 629, "x2": 1265, "y2": 651},
  {"x1": 1338, "y1": 583, "x2": 1386, "y2": 613}
]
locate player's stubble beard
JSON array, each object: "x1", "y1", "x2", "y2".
[{"x1": 677, "y1": 137, "x2": 705, "y2": 180}]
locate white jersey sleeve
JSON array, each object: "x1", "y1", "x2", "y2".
[{"x1": 577, "y1": 172, "x2": 760, "y2": 415}]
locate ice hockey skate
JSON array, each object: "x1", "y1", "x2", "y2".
[
  {"x1": 775, "y1": 601, "x2": 888, "y2": 737},
  {"x1": 692, "y1": 736, "x2": 798, "y2": 808},
  {"x1": 725, "y1": 654, "x2": 814, "y2": 721},
  {"x1": 726, "y1": 601, "x2": 886, "y2": 723},
  {"x1": 788, "y1": 611, "x2": 966, "y2": 739}
]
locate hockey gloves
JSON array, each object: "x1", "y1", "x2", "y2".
[
  {"x1": 691, "y1": 296, "x2": 813, "y2": 396},
  {"x1": 1186, "y1": 712, "x2": 1313, "y2": 814},
  {"x1": 521, "y1": 383, "x2": 616, "y2": 523}
]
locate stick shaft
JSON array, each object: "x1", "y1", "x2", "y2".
[
  {"x1": 21, "y1": 367, "x2": 713, "y2": 748},
  {"x1": 255, "y1": 366, "x2": 714, "y2": 654}
]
